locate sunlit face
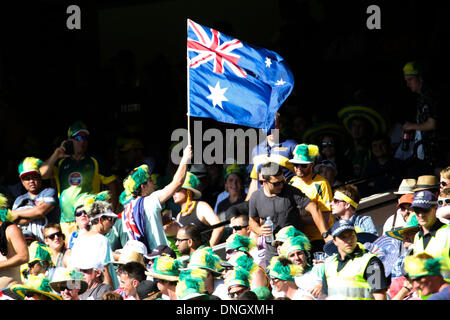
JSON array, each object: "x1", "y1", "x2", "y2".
[
  {"x1": 411, "y1": 276, "x2": 433, "y2": 296},
  {"x1": 119, "y1": 272, "x2": 138, "y2": 297},
  {"x1": 397, "y1": 203, "x2": 412, "y2": 221},
  {"x1": 44, "y1": 228, "x2": 65, "y2": 251},
  {"x1": 287, "y1": 249, "x2": 307, "y2": 268},
  {"x1": 293, "y1": 163, "x2": 313, "y2": 179},
  {"x1": 440, "y1": 176, "x2": 450, "y2": 192},
  {"x1": 404, "y1": 75, "x2": 422, "y2": 93},
  {"x1": 21, "y1": 173, "x2": 42, "y2": 194},
  {"x1": 175, "y1": 229, "x2": 190, "y2": 255}
]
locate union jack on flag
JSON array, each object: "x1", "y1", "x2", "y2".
[{"x1": 187, "y1": 19, "x2": 294, "y2": 132}]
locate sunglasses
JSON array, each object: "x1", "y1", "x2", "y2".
[
  {"x1": 228, "y1": 287, "x2": 247, "y2": 298},
  {"x1": 322, "y1": 142, "x2": 334, "y2": 147},
  {"x1": 438, "y1": 199, "x2": 450, "y2": 206},
  {"x1": 232, "y1": 225, "x2": 248, "y2": 231},
  {"x1": 45, "y1": 232, "x2": 65, "y2": 240},
  {"x1": 293, "y1": 163, "x2": 310, "y2": 169},
  {"x1": 75, "y1": 210, "x2": 87, "y2": 217},
  {"x1": 103, "y1": 216, "x2": 116, "y2": 223},
  {"x1": 73, "y1": 135, "x2": 88, "y2": 141},
  {"x1": 268, "y1": 179, "x2": 285, "y2": 187}
]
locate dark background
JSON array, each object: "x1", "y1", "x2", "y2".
[{"x1": 0, "y1": 0, "x2": 449, "y2": 182}]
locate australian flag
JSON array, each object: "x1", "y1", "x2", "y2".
[{"x1": 187, "y1": 19, "x2": 294, "y2": 132}]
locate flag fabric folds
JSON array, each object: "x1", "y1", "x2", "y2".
[{"x1": 187, "y1": 19, "x2": 294, "y2": 132}]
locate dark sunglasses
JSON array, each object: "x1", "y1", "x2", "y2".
[
  {"x1": 322, "y1": 142, "x2": 334, "y2": 147},
  {"x1": 45, "y1": 232, "x2": 65, "y2": 240},
  {"x1": 441, "y1": 181, "x2": 447, "y2": 187},
  {"x1": 232, "y1": 225, "x2": 248, "y2": 231},
  {"x1": 103, "y1": 216, "x2": 116, "y2": 223},
  {"x1": 73, "y1": 135, "x2": 88, "y2": 141},
  {"x1": 293, "y1": 163, "x2": 310, "y2": 169},
  {"x1": 268, "y1": 179, "x2": 284, "y2": 187},
  {"x1": 438, "y1": 199, "x2": 450, "y2": 206},
  {"x1": 75, "y1": 210, "x2": 87, "y2": 217}
]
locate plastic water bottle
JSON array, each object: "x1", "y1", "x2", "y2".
[{"x1": 264, "y1": 216, "x2": 274, "y2": 244}]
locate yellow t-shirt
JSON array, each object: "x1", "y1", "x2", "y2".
[{"x1": 289, "y1": 173, "x2": 333, "y2": 241}]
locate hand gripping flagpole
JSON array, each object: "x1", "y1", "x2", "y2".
[{"x1": 186, "y1": 19, "x2": 191, "y2": 146}]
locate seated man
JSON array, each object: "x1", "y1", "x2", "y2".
[{"x1": 12, "y1": 157, "x2": 59, "y2": 242}]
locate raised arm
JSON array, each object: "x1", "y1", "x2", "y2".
[
  {"x1": 157, "y1": 145, "x2": 193, "y2": 204},
  {"x1": 40, "y1": 140, "x2": 71, "y2": 179}
]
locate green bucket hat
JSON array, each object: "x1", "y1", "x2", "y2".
[
  {"x1": 184, "y1": 247, "x2": 223, "y2": 276},
  {"x1": 225, "y1": 233, "x2": 256, "y2": 252},
  {"x1": 145, "y1": 255, "x2": 183, "y2": 282},
  {"x1": 10, "y1": 274, "x2": 62, "y2": 300},
  {"x1": 289, "y1": 144, "x2": 320, "y2": 164},
  {"x1": 176, "y1": 269, "x2": 209, "y2": 300},
  {"x1": 67, "y1": 121, "x2": 89, "y2": 138},
  {"x1": 182, "y1": 172, "x2": 202, "y2": 200},
  {"x1": 28, "y1": 241, "x2": 52, "y2": 265},
  {"x1": 279, "y1": 234, "x2": 311, "y2": 258},
  {"x1": 268, "y1": 256, "x2": 303, "y2": 282},
  {"x1": 385, "y1": 213, "x2": 419, "y2": 241},
  {"x1": 225, "y1": 267, "x2": 250, "y2": 290},
  {"x1": 273, "y1": 225, "x2": 304, "y2": 246},
  {"x1": 18, "y1": 157, "x2": 42, "y2": 178},
  {"x1": 223, "y1": 163, "x2": 245, "y2": 180}
]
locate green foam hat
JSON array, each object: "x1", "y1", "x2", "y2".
[
  {"x1": 403, "y1": 61, "x2": 423, "y2": 76},
  {"x1": 251, "y1": 286, "x2": 273, "y2": 300},
  {"x1": 182, "y1": 172, "x2": 202, "y2": 200},
  {"x1": 176, "y1": 269, "x2": 209, "y2": 300},
  {"x1": 289, "y1": 144, "x2": 320, "y2": 164},
  {"x1": 404, "y1": 255, "x2": 450, "y2": 278},
  {"x1": 225, "y1": 267, "x2": 250, "y2": 289},
  {"x1": 123, "y1": 165, "x2": 151, "y2": 197},
  {"x1": 226, "y1": 251, "x2": 258, "y2": 275},
  {"x1": 273, "y1": 225, "x2": 304, "y2": 246},
  {"x1": 185, "y1": 247, "x2": 223, "y2": 276},
  {"x1": 279, "y1": 234, "x2": 311, "y2": 258},
  {"x1": 18, "y1": 157, "x2": 42, "y2": 178},
  {"x1": 225, "y1": 233, "x2": 256, "y2": 252},
  {"x1": 67, "y1": 121, "x2": 89, "y2": 137},
  {"x1": 0, "y1": 193, "x2": 17, "y2": 223},
  {"x1": 145, "y1": 255, "x2": 183, "y2": 281},
  {"x1": 268, "y1": 256, "x2": 303, "y2": 282}
]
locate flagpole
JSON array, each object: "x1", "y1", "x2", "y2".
[{"x1": 186, "y1": 19, "x2": 191, "y2": 146}]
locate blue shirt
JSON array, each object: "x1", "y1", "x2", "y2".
[{"x1": 349, "y1": 214, "x2": 378, "y2": 236}]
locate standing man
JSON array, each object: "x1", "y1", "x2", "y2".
[
  {"x1": 12, "y1": 157, "x2": 59, "y2": 242},
  {"x1": 39, "y1": 121, "x2": 120, "y2": 241},
  {"x1": 288, "y1": 144, "x2": 334, "y2": 253},
  {"x1": 402, "y1": 61, "x2": 440, "y2": 169},
  {"x1": 323, "y1": 220, "x2": 389, "y2": 300},
  {"x1": 248, "y1": 162, "x2": 330, "y2": 266}
]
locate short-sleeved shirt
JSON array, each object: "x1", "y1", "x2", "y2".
[
  {"x1": 289, "y1": 174, "x2": 334, "y2": 241},
  {"x1": 13, "y1": 188, "x2": 59, "y2": 242},
  {"x1": 53, "y1": 155, "x2": 116, "y2": 223},
  {"x1": 249, "y1": 138, "x2": 298, "y2": 182},
  {"x1": 249, "y1": 183, "x2": 310, "y2": 235}
]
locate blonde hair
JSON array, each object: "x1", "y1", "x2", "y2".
[{"x1": 440, "y1": 166, "x2": 450, "y2": 180}]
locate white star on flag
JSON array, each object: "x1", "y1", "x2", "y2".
[
  {"x1": 275, "y1": 78, "x2": 286, "y2": 86},
  {"x1": 207, "y1": 81, "x2": 228, "y2": 109},
  {"x1": 265, "y1": 57, "x2": 272, "y2": 68}
]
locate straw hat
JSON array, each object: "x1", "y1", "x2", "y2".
[
  {"x1": 413, "y1": 175, "x2": 439, "y2": 192},
  {"x1": 49, "y1": 268, "x2": 88, "y2": 294},
  {"x1": 393, "y1": 179, "x2": 416, "y2": 195}
]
